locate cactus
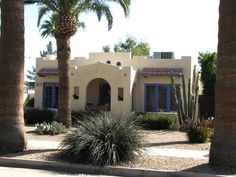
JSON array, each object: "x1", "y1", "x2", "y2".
[{"x1": 170, "y1": 66, "x2": 199, "y2": 129}]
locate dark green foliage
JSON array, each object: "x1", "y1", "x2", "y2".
[
  {"x1": 24, "y1": 98, "x2": 34, "y2": 108},
  {"x1": 40, "y1": 41, "x2": 56, "y2": 57},
  {"x1": 35, "y1": 121, "x2": 67, "y2": 135},
  {"x1": 60, "y1": 113, "x2": 142, "y2": 166},
  {"x1": 136, "y1": 114, "x2": 176, "y2": 130},
  {"x1": 198, "y1": 52, "x2": 217, "y2": 96},
  {"x1": 104, "y1": 36, "x2": 151, "y2": 56},
  {"x1": 198, "y1": 52, "x2": 216, "y2": 117},
  {"x1": 187, "y1": 126, "x2": 211, "y2": 143},
  {"x1": 102, "y1": 45, "x2": 110, "y2": 52},
  {"x1": 25, "y1": 66, "x2": 36, "y2": 90},
  {"x1": 71, "y1": 110, "x2": 101, "y2": 123},
  {"x1": 26, "y1": 66, "x2": 36, "y2": 81},
  {"x1": 24, "y1": 108, "x2": 55, "y2": 124}
]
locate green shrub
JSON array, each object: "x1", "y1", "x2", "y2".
[
  {"x1": 24, "y1": 108, "x2": 55, "y2": 124},
  {"x1": 35, "y1": 121, "x2": 67, "y2": 135},
  {"x1": 71, "y1": 110, "x2": 101, "y2": 123},
  {"x1": 60, "y1": 113, "x2": 142, "y2": 166},
  {"x1": 187, "y1": 126, "x2": 211, "y2": 143},
  {"x1": 24, "y1": 98, "x2": 34, "y2": 108},
  {"x1": 136, "y1": 113, "x2": 176, "y2": 130}
]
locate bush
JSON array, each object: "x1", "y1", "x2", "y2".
[
  {"x1": 187, "y1": 126, "x2": 211, "y2": 143},
  {"x1": 24, "y1": 98, "x2": 34, "y2": 108},
  {"x1": 24, "y1": 108, "x2": 55, "y2": 124},
  {"x1": 71, "y1": 110, "x2": 101, "y2": 123},
  {"x1": 136, "y1": 113, "x2": 176, "y2": 130},
  {"x1": 35, "y1": 121, "x2": 67, "y2": 135},
  {"x1": 60, "y1": 113, "x2": 142, "y2": 166}
]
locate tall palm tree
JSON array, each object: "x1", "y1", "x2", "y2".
[
  {"x1": 209, "y1": 1, "x2": 236, "y2": 166},
  {"x1": 0, "y1": 0, "x2": 27, "y2": 153},
  {"x1": 36, "y1": 0, "x2": 130, "y2": 128}
]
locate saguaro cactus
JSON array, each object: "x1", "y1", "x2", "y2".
[{"x1": 170, "y1": 66, "x2": 199, "y2": 129}]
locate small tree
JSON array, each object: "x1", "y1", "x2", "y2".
[
  {"x1": 25, "y1": 66, "x2": 36, "y2": 90},
  {"x1": 102, "y1": 45, "x2": 110, "y2": 52},
  {"x1": 104, "y1": 36, "x2": 151, "y2": 56},
  {"x1": 198, "y1": 52, "x2": 217, "y2": 96},
  {"x1": 40, "y1": 41, "x2": 56, "y2": 57},
  {"x1": 198, "y1": 52, "x2": 217, "y2": 117}
]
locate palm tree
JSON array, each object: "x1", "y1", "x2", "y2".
[
  {"x1": 35, "y1": 0, "x2": 130, "y2": 128},
  {"x1": 209, "y1": 1, "x2": 236, "y2": 166},
  {"x1": 0, "y1": 0, "x2": 27, "y2": 153}
]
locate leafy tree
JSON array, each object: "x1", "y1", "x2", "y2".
[
  {"x1": 25, "y1": 66, "x2": 36, "y2": 90},
  {"x1": 132, "y1": 42, "x2": 150, "y2": 56},
  {"x1": 198, "y1": 52, "x2": 217, "y2": 96},
  {"x1": 26, "y1": 66, "x2": 36, "y2": 81},
  {"x1": 29, "y1": 0, "x2": 130, "y2": 128},
  {"x1": 104, "y1": 36, "x2": 151, "y2": 56},
  {"x1": 102, "y1": 45, "x2": 110, "y2": 52},
  {"x1": 40, "y1": 41, "x2": 56, "y2": 57},
  {"x1": 115, "y1": 36, "x2": 137, "y2": 52}
]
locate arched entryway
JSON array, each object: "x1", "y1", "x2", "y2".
[{"x1": 86, "y1": 78, "x2": 111, "y2": 111}]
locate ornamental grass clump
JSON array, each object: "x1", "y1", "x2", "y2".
[{"x1": 60, "y1": 113, "x2": 142, "y2": 166}]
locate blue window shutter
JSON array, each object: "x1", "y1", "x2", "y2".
[
  {"x1": 166, "y1": 85, "x2": 171, "y2": 112},
  {"x1": 144, "y1": 84, "x2": 147, "y2": 112},
  {"x1": 155, "y1": 85, "x2": 158, "y2": 112}
]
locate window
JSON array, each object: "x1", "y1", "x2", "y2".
[
  {"x1": 145, "y1": 84, "x2": 177, "y2": 112},
  {"x1": 146, "y1": 85, "x2": 155, "y2": 112},
  {"x1": 118, "y1": 88, "x2": 124, "y2": 101},
  {"x1": 158, "y1": 85, "x2": 168, "y2": 112},
  {"x1": 106, "y1": 60, "x2": 111, "y2": 64},
  {"x1": 73, "y1": 86, "x2": 79, "y2": 100},
  {"x1": 43, "y1": 83, "x2": 58, "y2": 108},
  {"x1": 116, "y1": 61, "x2": 121, "y2": 66}
]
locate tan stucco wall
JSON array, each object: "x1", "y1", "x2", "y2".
[{"x1": 35, "y1": 52, "x2": 193, "y2": 114}]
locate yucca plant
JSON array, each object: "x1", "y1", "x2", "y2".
[{"x1": 60, "y1": 113, "x2": 142, "y2": 166}]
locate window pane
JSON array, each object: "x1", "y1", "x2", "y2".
[
  {"x1": 73, "y1": 86, "x2": 79, "y2": 100},
  {"x1": 146, "y1": 85, "x2": 155, "y2": 112},
  {"x1": 44, "y1": 86, "x2": 52, "y2": 108},
  {"x1": 54, "y1": 86, "x2": 58, "y2": 108},
  {"x1": 158, "y1": 85, "x2": 167, "y2": 112},
  {"x1": 170, "y1": 86, "x2": 177, "y2": 111},
  {"x1": 118, "y1": 88, "x2": 124, "y2": 101}
]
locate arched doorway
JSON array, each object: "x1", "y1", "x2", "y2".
[{"x1": 86, "y1": 78, "x2": 111, "y2": 111}]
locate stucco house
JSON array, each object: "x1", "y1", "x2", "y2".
[{"x1": 34, "y1": 52, "x2": 195, "y2": 114}]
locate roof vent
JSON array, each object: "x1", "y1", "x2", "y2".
[{"x1": 153, "y1": 52, "x2": 174, "y2": 59}]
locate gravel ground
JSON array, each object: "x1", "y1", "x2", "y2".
[
  {"x1": 2, "y1": 126, "x2": 236, "y2": 175},
  {"x1": 25, "y1": 126, "x2": 210, "y2": 151}
]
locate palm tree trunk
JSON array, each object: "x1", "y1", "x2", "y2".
[
  {"x1": 209, "y1": 0, "x2": 236, "y2": 166},
  {"x1": 56, "y1": 37, "x2": 72, "y2": 128},
  {"x1": 0, "y1": 0, "x2": 27, "y2": 153}
]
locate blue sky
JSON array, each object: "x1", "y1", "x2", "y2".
[{"x1": 24, "y1": 0, "x2": 219, "y2": 72}]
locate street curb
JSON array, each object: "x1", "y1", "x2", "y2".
[{"x1": 0, "y1": 157, "x2": 229, "y2": 177}]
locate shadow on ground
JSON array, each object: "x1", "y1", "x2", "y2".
[
  {"x1": 182, "y1": 163, "x2": 236, "y2": 175},
  {"x1": 143, "y1": 141, "x2": 188, "y2": 147}
]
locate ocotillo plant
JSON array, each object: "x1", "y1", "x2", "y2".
[{"x1": 170, "y1": 66, "x2": 199, "y2": 129}]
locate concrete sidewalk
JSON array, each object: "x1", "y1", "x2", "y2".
[{"x1": 28, "y1": 140, "x2": 209, "y2": 160}]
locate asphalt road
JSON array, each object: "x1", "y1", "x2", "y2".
[{"x1": 0, "y1": 166, "x2": 122, "y2": 177}]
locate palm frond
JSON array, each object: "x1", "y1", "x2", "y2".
[
  {"x1": 37, "y1": 6, "x2": 51, "y2": 27},
  {"x1": 39, "y1": 14, "x2": 57, "y2": 38},
  {"x1": 106, "y1": 0, "x2": 130, "y2": 16},
  {"x1": 78, "y1": 1, "x2": 113, "y2": 30}
]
